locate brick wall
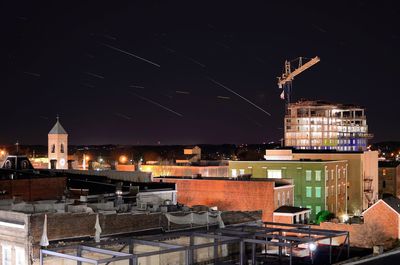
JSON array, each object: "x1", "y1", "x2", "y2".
[
  {"x1": 363, "y1": 201, "x2": 399, "y2": 242},
  {"x1": 154, "y1": 178, "x2": 277, "y2": 221},
  {"x1": 0, "y1": 177, "x2": 66, "y2": 201}
]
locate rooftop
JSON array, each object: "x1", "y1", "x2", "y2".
[
  {"x1": 274, "y1": 205, "x2": 310, "y2": 214},
  {"x1": 379, "y1": 160, "x2": 400, "y2": 168},
  {"x1": 382, "y1": 196, "x2": 400, "y2": 214},
  {"x1": 49, "y1": 118, "x2": 67, "y2": 134},
  {"x1": 289, "y1": 99, "x2": 364, "y2": 109}
]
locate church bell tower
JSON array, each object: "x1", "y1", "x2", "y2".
[{"x1": 48, "y1": 116, "x2": 68, "y2": 169}]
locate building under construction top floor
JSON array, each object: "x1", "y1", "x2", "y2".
[{"x1": 284, "y1": 100, "x2": 373, "y2": 151}]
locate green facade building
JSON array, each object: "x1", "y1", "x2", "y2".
[{"x1": 229, "y1": 160, "x2": 348, "y2": 220}]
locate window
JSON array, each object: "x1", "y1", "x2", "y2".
[
  {"x1": 315, "y1": 170, "x2": 321, "y2": 181},
  {"x1": 306, "y1": 187, "x2": 312, "y2": 197},
  {"x1": 338, "y1": 169, "x2": 341, "y2": 179},
  {"x1": 231, "y1": 169, "x2": 237, "y2": 178},
  {"x1": 267, "y1": 170, "x2": 282, "y2": 179},
  {"x1": 331, "y1": 185, "x2": 334, "y2": 195},
  {"x1": 277, "y1": 193, "x2": 281, "y2": 206},
  {"x1": 306, "y1": 205, "x2": 312, "y2": 213},
  {"x1": 331, "y1": 169, "x2": 334, "y2": 180},
  {"x1": 15, "y1": 246, "x2": 25, "y2": 265},
  {"x1": 239, "y1": 169, "x2": 245, "y2": 175},
  {"x1": 306, "y1": 170, "x2": 312, "y2": 181},
  {"x1": 315, "y1": 187, "x2": 321, "y2": 198},
  {"x1": 383, "y1": 180, "x2": 386, "y2": 188},
  {"x1": 338, "y1": 184, "x2": 341, "y2": 195},
  {"x1": 383, "y1": 169, "x2": 386, "y2": 176},
  {"x1": 51, "y1": 144, "x2": 55, "y2": 153},
  {"x1": 315, "y1": 205, "x2": 321, "y2": 214},
  {"x1": 60, "y1": 143, "x2": 64, "y2": 153},
  {"x1": 2, "y1": 244, "x2": 11, "y2": 265},
  {"x1": 325, "y1": 187, "x2": 329, "y2": 197}
]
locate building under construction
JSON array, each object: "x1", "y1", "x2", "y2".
[{"x1": 284, "y1": 100, "x2": 372, "y2": 151}]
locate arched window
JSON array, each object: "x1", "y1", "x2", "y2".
[
  {"x1": 51, "y1": 144, "x2": 55, "y2": 153},
  {"x1": 60, "y1": 144, "x2": 64, "y2": 153}
]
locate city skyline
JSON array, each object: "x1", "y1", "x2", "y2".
[{"x1": 2, "y1": 1, "x2": 400, "y2": 145}]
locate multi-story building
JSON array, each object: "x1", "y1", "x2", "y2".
[
  {"x1": 228, "y1": 159, "x2": 348, "y2": 220},
  {"x1": 378, "y1": 161, "x2": 400, "y2": 198},
  {"x1": 284, "y1": 100, "x2": 372, "y2": 151},
  {"x1": 264, "y1": 149, "x2": 379, "y2": 214}
]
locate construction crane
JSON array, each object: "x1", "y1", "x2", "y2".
[{"x1": 277, "y1": 56, "x2": 320, "y2": 104}]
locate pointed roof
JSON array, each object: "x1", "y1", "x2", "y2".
[{"x1": 49, "y1": 116, "x2": 67, "y2": 134}]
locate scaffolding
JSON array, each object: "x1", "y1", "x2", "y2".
[{"x1": 40, "y1": 222, "x2": 350, "y2": 265}]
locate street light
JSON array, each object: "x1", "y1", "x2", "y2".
[{"x1": 119, "y1": 155, "x2": 128, "y2": 164}]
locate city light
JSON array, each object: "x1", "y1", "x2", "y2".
[
  {"x1": 342, "y1": 214, "x2": 349, "y2": 222},
  {"x1": 309, "y1": 242, "x2": 317, "y2": 251},
  {"x1": 119, "y1": 155, "x2": 128, "y2": 164}
]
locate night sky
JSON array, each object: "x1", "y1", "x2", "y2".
[{"x1": 1, "y1": 1, "x2": 399, "y2": 145}]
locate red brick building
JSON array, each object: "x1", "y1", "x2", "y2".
[
  {"x1": 362, "y1": 196, "x2": 400, "y2": 240},
  {"x1": 153, "y1": 177, "x2": 294, "y2": 221}
]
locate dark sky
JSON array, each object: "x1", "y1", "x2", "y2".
[{"x1": 1, "y1": 1, "x2": 399, "y2": 145}]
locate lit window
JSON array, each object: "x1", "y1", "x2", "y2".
[
  {"x1": 2, "y1": 244, "x2": 11, "y2": 265},
  {"x1": 315, "y1": 170, "x2": 321, "y2": 181},
  {"x1": 315, "y1": 205, "x2": 321, "y2": 214},
  {"x1": 306, "y1": 187, "x2": 312, "y2": 197},
  {"x1": 239, "y1": 169, "x2": 245, "y2": 175},
  {"x1": 231, "y1": 169, "x2": 237, "y2": 178},
  {"x1": 267, "y1": 170, "x2": 282, "y2": 179},
  {"x1": 383, "y1": 169, "x2": 386, "y2": 176},
  {"x1": 306, "y1": 170, "x2": 312, "y2": 181},
  {"x1": 315, "y1": 187, "x2": 321, "y2": 198},
  {"x1": 15, "y1": 246, "x2": 25, "y2": 265},
  {"x1": 331, "y1": 169, "x2": 334, "y2": 180}
]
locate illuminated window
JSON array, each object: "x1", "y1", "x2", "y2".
[
  {"x1": 315, "y1": 170, "x2": 321, "y2": 181},
  {"x1": 306, "y1": 187, "x2": 312, "y2": 197},
  {"x1": 315, "y1": 187, "x2": 321, "y2": 198},
  {"x1": 2, "y1": 244, "x2": 11, "y2": 265},
  {"x1": 306, "y1": 170, "x2": 312, "y2": 181},
  {"x1": 231, "y1": 169, "x2": 237, "y2": 178},
  {"x1": 239, "y1": 169, "x2": 245, "y2": 175},
  {"x1": 383, "y1": 169, "x2": 386, "y2": 176},
  {"x1": 267, "y1": 170, "x2": 282, "y2": 179},
  {"x1": 15, "y1": 246, "x2": 25, "y2": 265}
]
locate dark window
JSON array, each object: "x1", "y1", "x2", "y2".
[
  {"x1": 60, "y1": 144, "x2": 64, "y2": 153},
  {"x1": 51, "y1": 144, "x2": 55, "y2": 153},
  {"x1": 383, "y1": 180, "x2": 386, "y2": 188}
]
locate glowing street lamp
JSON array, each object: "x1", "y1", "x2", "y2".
[{"x1": 119, "y1": 155, "x2": 128, "y2": 164}]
